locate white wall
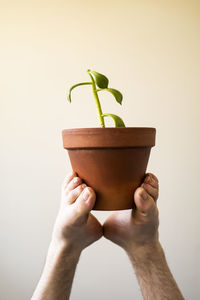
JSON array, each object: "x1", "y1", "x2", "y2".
[{"x1": 1, "y1": 1, "x2": 200, "y2": 299}]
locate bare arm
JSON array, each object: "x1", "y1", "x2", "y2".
[
  {"x1": 104, "y1": 173, "x2": 184, "y2": 300},
  {"x1": 31, "y1": 242, "x2": 80, "y2": 300},
  {"x1": 31, "y1": 172, "x2": 102, "y2": 300},
  {"x1": 127, "y1": 243, "x2": 184, "y2": 300}
]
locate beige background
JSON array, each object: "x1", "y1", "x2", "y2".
[{"x1": 1, "y1": 0, "x2": 200, "y2": 299}]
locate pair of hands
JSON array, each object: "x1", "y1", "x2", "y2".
[{"x1": 52, "y1": 171, "x2": 159, "y2": 256}]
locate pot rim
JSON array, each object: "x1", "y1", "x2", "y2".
[{"x1": 62, "y1": 127, "x2": 156, "y2": 149}]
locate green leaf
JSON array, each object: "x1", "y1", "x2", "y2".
[
  {"x1": 100, "y1": 88, "x2": 123, "y2": 105},
  {"x1": 88, "y1": 70, "x2": 109, "y2": 88},
  {"x1": 102, "y1": 113, "x2": 125, "y2": 127},
  {"x1": 67, "y1": 82, "x2": 92, "y2": 103}
]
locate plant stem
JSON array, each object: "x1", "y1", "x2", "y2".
[
  {"x1": 68, "y1": 82, "x2": 92, "y2": 103},
  {"x1": 88, "y1": 72, "x2": 105, "y2": 128},
  {"x1": 70, "y1": 82, "x2": 92, "y2": 90}
]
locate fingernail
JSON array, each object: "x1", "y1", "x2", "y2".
[
  {"x1": 82, "y1": 188, "x2": 90, "y2": 200},
  {"x1": 73, "y1": 177, "x2": 79, "y2": 183},
  {"x1": 81, "y1": 184, "x2": 86, "y2": 189},
  {"x1": 142, "y1": 190, "x2": 148, "y2": 200}
]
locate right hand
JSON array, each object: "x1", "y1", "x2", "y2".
[
  {"x1": 103, "y1": 173, "x2": 159, "y2": 253},
  {"x1": 51, "y1": 172, "x2": 103, "y2": 256}
]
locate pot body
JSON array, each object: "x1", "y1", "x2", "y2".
[{"x1": 62, "y1": 128, "x2": 156, "y2": 210}]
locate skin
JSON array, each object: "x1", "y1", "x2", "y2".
[
  {"x1": 52, "y1": 172, "x2": 103, "y2": 253},
  {"x1": 104, "y1": 173, "x2": 160, "y2": 252},
  {"x1": 31, "y1": 172, "x2": 184, "y2": 300},
  {"x1": 104, "y1": 174, "x2": 184, "y2": 299},
  {"x1": 31, "y1": 172, "x2": 103, "y2": 300}
]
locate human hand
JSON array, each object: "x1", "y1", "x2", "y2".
[
  {"x1": 51, "y1": 172, "x2": 103, "y2": 256},
  {"x1": 103, "y1": 173, "x2": 159, "y2": 254}
]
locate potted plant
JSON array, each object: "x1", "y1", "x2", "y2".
[{"x1": 62, "y1": 70, "x2": 156, "y2": 210}]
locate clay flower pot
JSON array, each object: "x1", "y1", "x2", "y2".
[{"x1": 62, "y1": 127, "x2": 156, "y2": 210}]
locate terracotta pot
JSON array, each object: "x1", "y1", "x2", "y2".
[{"x1": 62, "y1": 127, "x2": 156, "y2": 210}]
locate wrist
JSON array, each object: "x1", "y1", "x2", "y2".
[
  {"x1": 126, "y1": 240, "x2": 163, "y2": 262},
  {"x1": 48, "y1": 239, "x2": 82, "y2": 263}
]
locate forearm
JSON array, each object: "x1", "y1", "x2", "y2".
[
  {"x1": 31, "y1": 241, "x2": 81, "y2": 300},
  {"x1": 127, "y1": 242, "x2": 184, "y2": 300}
]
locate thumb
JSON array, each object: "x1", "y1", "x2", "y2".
[
  {"x1": 134, "y1": 187, "x2": 157, "y2": 219},
  {"x1": 73, "y1": 187, "x2": 96, "y2": 220}
]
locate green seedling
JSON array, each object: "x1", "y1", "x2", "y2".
[{"x1": 67, "y1": 69, "x2": 125, "y2": 128}]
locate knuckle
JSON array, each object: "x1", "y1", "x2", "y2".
[
  {"x1": 153, "y1": 175, "x2": 159, "y2": 185},
  {"x1": 67, "y1": 178, "x2": 80, "y2": 191},
  {"x1": 69, "y1": 185, "x2": 82, "y2": 196},
  {"x1": 68, "y1": 178, "x2": 82, "y2": 191},
  {"x1": 77, "y1": 184, "x2": 84, "y2": 192},
  {"x1": 78, "y1": 184, "x2": 86, "y2": 195},
  {"x1": 65, "y1": 185, "x2": 83, "y2": 202},
  {"x1": 67, "y1": 189, "x2": 76, "y2": 198}
]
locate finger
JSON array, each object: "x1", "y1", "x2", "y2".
[
  {"x1": 73, "y1": 187, "x2": 96, "y2": 219},
  {"x1": 141, "y1": 182, "x2": 158, "y2": 202},
  {"x1": 144, "y1": 173, "x2": 159, "y2": 189},
  {"x1": 65, "y1": 176, "x2": 82, "y2": 194},
  {"x1": 134, "y1": 187, "x2": 157, "y2": 218},
  {"x1": 65, "y1": 184, "x2": 86, "y2": 205},
  {"x1": 62, "y1": 171, "x2": 77, "y2": 189}
]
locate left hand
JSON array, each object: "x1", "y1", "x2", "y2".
[{"x1": 103, "y1": 173, "x2": 159, "y2": 254}]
